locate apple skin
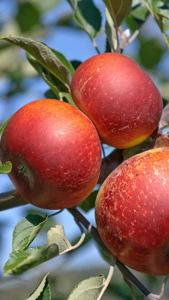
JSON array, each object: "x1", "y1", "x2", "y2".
[
  {"x1": 0, "y1": 99, "x2": 102, "y2": 209},
  {"x1": 96, "y1": 148, "x2": 169, "y2": 275},
  {"x1": 71, "y1": 53, "x2": 162, "y2": 149}
]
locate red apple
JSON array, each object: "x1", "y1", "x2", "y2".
[
  {"x1": 96, "y1": 147, "x2": 169, "y2": 275},
  {"x1": 71, "y1": 53, "x2": 162, "y2": 149},
  {"x1": 0, "y1": 99, "x2": 101, "y2": 209}
]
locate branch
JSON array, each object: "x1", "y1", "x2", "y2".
[
  {"x1": 68, "y1": 207, "x2": 155, "y2": 299},
  {"x1": 0, "y1": 190, "x2": 26, "y2": 211},
  {"x1": 0, "y1": 192, "x2": 167, "y2": 299}
]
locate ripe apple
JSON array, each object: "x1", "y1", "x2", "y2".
[
  {"x1": 96, "y1": 147, "x2": 169, "y2": 275},
  {"x1": 71, "y1": 53, "x2": 162, "y2": 149},
  {"x1": 0, "y1": 99, "x2": 101, "y2": 209}
]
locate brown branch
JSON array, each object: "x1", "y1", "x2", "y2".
[
  {"x1": 0, "y1": 192, "x2": 165, "y2": 299},
  {"x1": 68, "y1": 207, "x2": 152, "y2": 298},
  {"x1": 0, "y1": 190, "x2": 26, "y2": 211}
]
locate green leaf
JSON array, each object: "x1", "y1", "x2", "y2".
[
  {"x1": 44, "y1": 89, "x2": 57, "y2": 99},
  {"x1": 52, "y1": 49, "x2": 74, "y2": 75},
  {"x1": 0, "y1": 120, "x2": 8, "y2": 139},
  {"x1": 12, "y1": 214, "x2": 48, "y2": 252},
  {"x1": 0, "y1": 161, "x2": 12, "y2": 174},
  {"x1": 80, "y1": 191, "x2": 98, "y2": 212},
  {"x1": 58, "y1": 92, "x2": 75, "y2": 105},
  {"x1": 68, "y1": 0, "x2": 102, "y2": 38},
  {"x1": 131, "y1": 4, "x2": 149, "y2": 22},
  {"x1": 0, "y1": 35, "x2": 73, "y2": 87},
  {"x1": 26, "y1": 274, "x2": 51, "y2": 300},
  {"x1": 104, "y1": 0, "x2": 132, "y2": 25},
  {"x1": 27, "y1": 53, "x2": 72, "y2": 97},
  {"x1": 4, "y1": 224, "x2": 74, "y2": 275},
  {"x1": 67, "y1": 276, "x2": 105, "y2": 300},
  {"x1": 138, "y1": 37, "x2": 165, "y2": 69},
  {"x1": 4, "y1": 245, "x2": 59, "y2": 276},
  {"x1": 16, "y1": 1, "x2": 41, "y2": 33},
  {"x1": 142, "y1": 0, "x2": 169, "y2": 48},
  {"x1": 47, "y1": 225, "x2": 72, "y2": 253}
]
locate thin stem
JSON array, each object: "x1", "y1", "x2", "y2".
[
  {"x1": 159, "y1": 277, "x2": 168, "y2": 298},
  {"x1": 62, "y1": 232, "x2": 86, "y2": 254},
  {"x1": 107, "y1": 8, "x2": 120, "y2": 53},
  {"x1": 92, "y1": 38, "x2": 101, "y2": 54},
  {"x1": 48, "y1": 210, "x2": 63, "y2": 218},
  {"x1": 97, "y1": 265, "x2": 114, "y2": 300},
  {"x1": 68, "y1": 207, "x2": 151, "y2": 298},
  {"x1": 101, "y1": 144, "x2": 106, "y2": 159}
]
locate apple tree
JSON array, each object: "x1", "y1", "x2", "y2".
[{"x1": 0, "y1": 0, "x2": 169, "y2": 299}]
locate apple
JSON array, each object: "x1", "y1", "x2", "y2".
[
  {"x1": 96, "y1": 147, "x2": 169, "y2": 275},
  {"x1": 71, "y1": 53, "x2": 162, "y2": 149},
  {"x1": 0, "y1": 99, "x2": 102, "y2": 209}
]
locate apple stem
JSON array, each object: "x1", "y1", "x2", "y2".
[
  {"x1": 97, "y1": 265, "x2": 115, "y2": 300},
  {"x1": 68, "y1": 207, "x2": 152, "y2": 298},
  {"x1": 92, "y1": 38, "x2": 101, "y2": 54}
]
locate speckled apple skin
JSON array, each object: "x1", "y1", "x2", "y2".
[
  {"x1": 96, "y1": 148, "x2": 169, "y2": 275},
  {"x1": 0, "y1": 99, "x2": 101, "y2": 209},
  {"x1": 71, "y1": 53, "x2": 162, "y2": 149}
]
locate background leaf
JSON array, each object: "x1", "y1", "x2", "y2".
[
  {"x1": 67, "y1": 275, "x2": 105, "y2": 300},
  {"x1": 16, "y1": 1, "x2": 41, "y2": 33},
  {"x1": 26, "y1": 274, "x2": 51, "y2": 300},
  {"x1": 142, "y1": 0, "x2": 169, "y2": 48},
  {"x1": 80, "y1": 191, "x2": 98, "y2": 212},
  {"x1": 68, "y1": 0, "x2": 102, "y2": 38}
]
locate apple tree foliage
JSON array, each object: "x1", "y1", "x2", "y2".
[{"x1": 0, "y1": 0, "x2": 169, "y2": 299}]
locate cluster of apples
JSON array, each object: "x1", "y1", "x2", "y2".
[{"x1": 2, "y1": 53, "x2": 169, "y2": 275}]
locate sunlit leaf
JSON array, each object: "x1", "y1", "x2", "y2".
[
  {"x1": 0, "y1": 35, "x2": 73, "y2": 87},
  {"x1": 47, "y1": 225, "x2": 72, "y2": 253},
  {"x1": 0, "y1": 161, "x2": 12, "y2": 174},
  {"x1": 67, "y1": 275, "x2": 105, "y2": 300},
  {"x1": 26, "y1": 274, "x2": 51, "y2": 300},
  {"x1": 12, "y1": 214, "x2": 48, "y2": 252},
  {"x1": 4, "y1": 245, "x2": 59, "y2": 275}
]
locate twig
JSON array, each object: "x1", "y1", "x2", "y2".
[
  {"x1": 92, "y1": 38, "x2": 101, "y2": 54},
  {"x1": 101, "y1": 144, "x2": 106, "y2": 159},
  {"x1": 148, "y1": 277, "x2": 168, "y2": 300},
  {"x1": 68, "y1": 207, "x2": 152, "y2": 298},
  {"x1": 0, "y1": 190, "x2": 26, "y2": 211},
  {"x1": 124, "y1": 277, "x2": 137, "y2": 300},
  {"x1": 62, "y1": 232, "x2": 86, "y2": 254},
  {"x1": 0, "y1": 192, "x2": 167, "y2": 299},
  {"x1": 48, "y1": 210, "x2": 63, "y2": 218},
  {"x1": 97, "y1": 265, "x2": 114, "y2": 300}
]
